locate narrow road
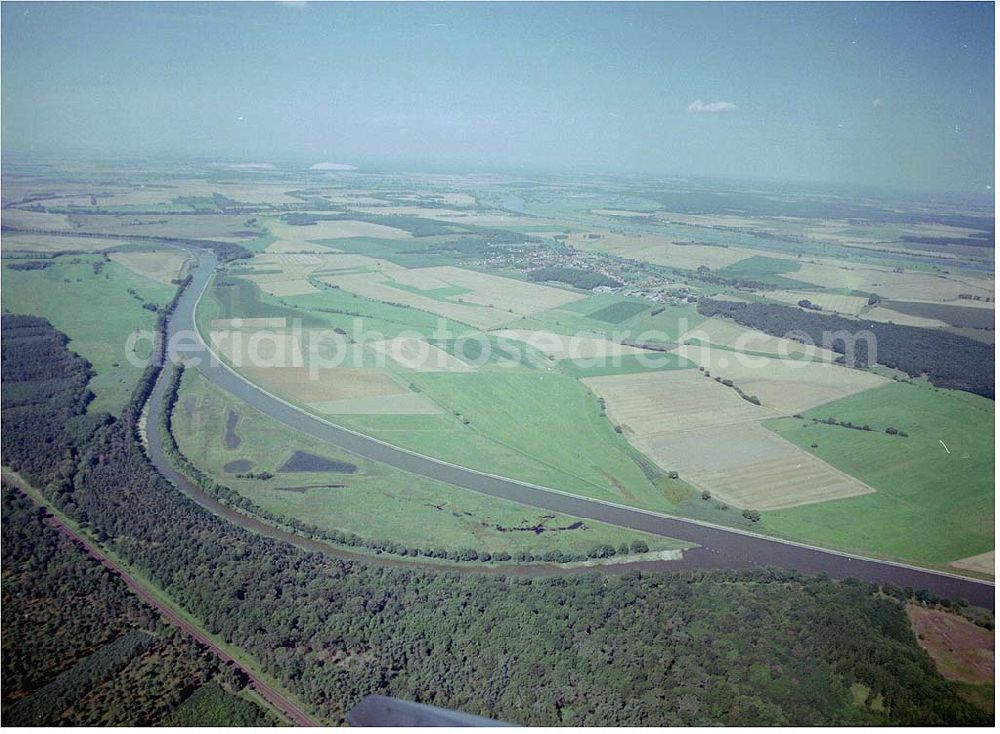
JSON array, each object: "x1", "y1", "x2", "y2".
[
  {"x1": 13, "y1": 485, "x2": 320, "y2": 727},
  {"x1": 155, "y1": 251, "x2": 994, "y2": 609}
]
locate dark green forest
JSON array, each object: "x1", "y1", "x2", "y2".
[
  {"x1": 1, "y1": 485, "x2": 275, "y2": 726},
  {"x1": 0, "y1": 313, "x2": 989, "y2": 725}
]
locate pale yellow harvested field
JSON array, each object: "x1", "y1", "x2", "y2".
[
  {"x1": 254, "y1": 253, "x2": 326, "y2": 269},
  {"x1": 384, "y1": 268, "x2": 453, "y2": 290},
  {"x1": 671, "y1": 344, "x2": 888, "y2": 414},
  {"x1": 251, "y1": 251, "x2": 401, "y2": 274},
  {"x1": 583, "y1": 370, "x2": 766, "y2": 437},
  {"x1": 210, "y1": 329, "x2": 304, "y2": 368},
  {"x1": 320, "y1": 272, "x2": 504, "y2": 328},
  {"x1": 326, "y1": 194, "x2": 390, "y2": 206},
  {"x1": 680, "y1": 317, "x2": 839, "y2": 362},
  {"x1": 763, "y1": 289, "x2": 869, "y2": 316},
  {"x1": 69, "y1": 214, "x2": 259, "y2": 241},
  {"x1": 591, "y1": 209, "x2": 658, "y2": 218},
  {"x1": 642, "y1": 424, "x2": 873, "y2": 510},
  {"x1": 109, "y1": 250, "x2": 192, "y2": 285},
  {"x1": 1, "y1": 210, "x2": 76, "y2": 231},
  {"x1": 240, "y1": 366, "x2": 406, "y2": 403},
  {"x1": 794, "y1": 261, "x2": 994, "y2": 301},
  {"x1": 369, "y1": 337, "x2": 474, "y2": 372},
  {"x1": 308, "y1": 393, "x2": 443, "y2": 415},
  {"x1": 264, "y1": 217, "x2": 411, "y2": 246},
  {"x1": 569, "y1": 231, "x2": 760, "y2": 270},
  {"x1": 495, "y1": 329, "x2": 655, "y2": 360},
  {"x1": 350, "y1": 205, "x2": 471, "y2": 219},
  {"x1": 905, "y1": 297, "x2": 995, "y2": 310},
  {"x1": 436, "y1": 192, "x2": 477, "y2": 206},
  {"x1": 349, "y1": 206, "x2": 563, "y2": 230},
  {"x1": 265, "y1": 239, "x2": 340, "y2": 254},
  {"x1": 98, "y1": 180, "x2": 305, "y2": 207},
  {"x1": 322, "y1": 266, "x2": 584, "y2": 329},
  {"x1": 708, "y1": 293, "x2": 751, "y2": 303},
  {"x1": 299, "y1": 219, "x2": 413, "y2": 240},
  {"x1": 686, "y1": 452, "x2": 874, "y2": 510},
  {"x1": 244, "y1": 276, "x2": 319, "y2": 297},
  {"x1": 427, "y1": 266, "x2": 585, "y2": 313},
  {"x1": 0, "y1": 233, "x2": 119, "y2": 252},
  {"x1": 238, "y1": 251, "x2": 401, "y2": 297},
  {"x1": 949, "y1": 551, "x2": 995, "y2": 576},
  {"x1": 211, "y1": 317, "x2": 286, "y2": 329},
  {"x1": 438, "y1": 213, "x2": 567, "y2": 229},
  {"x1": 657, "y1": 212, "x2": 769, "y2": 229},
  {"x1": 583, "y1": 370, "x2": 876, "y2": 509},
  {"x1": 584, "y1": 370, "x2": 872, "y2": 510},
  {"x1": 301, "y1": 338, "x2": 371, "y2": 370},
  {"x1": 862, "y1": 306, "x2": 949, "y2": 329}
]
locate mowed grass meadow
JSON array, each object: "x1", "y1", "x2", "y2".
[
  {"x1": 173, "y1": 369, "x2": 683, "y2": 557},
  {"x1": 1, "y1": 253, "x2": 175, "y2": 414},
  {"x1": 336, "y1": 369, "x2": 689, "y2": 512},
  {"x1": 761, "y1": 381, "x2": 994, "y2": 567}
]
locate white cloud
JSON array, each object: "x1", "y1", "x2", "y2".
[
  {"x1": 687, "y1": 99, "x2": 737, "y2": 114},
  {"x1": 872, "y1": 98, "x2": 882, "y2": 109}
]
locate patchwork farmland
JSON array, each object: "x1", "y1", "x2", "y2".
[
  {"x1": 9, "y1": 155, "x2": 985, "y2": 580},
  {"x1": 582, "y1": 370, "x2": 875, "y2": 510},
  {"x1": 321, "y1": 265, "x2": 586, "y2": 329},
  {"x1": 189, "y1": 202, "x2": 991, "y2": 570}
]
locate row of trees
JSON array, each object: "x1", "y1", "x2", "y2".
[{"x1": 0, "y1": 314, "x2": 987, "y2": 726}]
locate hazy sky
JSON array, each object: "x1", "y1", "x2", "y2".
[{"x1": 2, "y1": 2, "x2": 994, "y2": 191}]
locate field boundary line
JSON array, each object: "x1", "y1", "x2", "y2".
[{"x1": 187, "y1": 252, "x2": 994, "y2": 589}]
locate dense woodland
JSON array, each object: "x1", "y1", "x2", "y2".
[
  {"x1": 1, "y1": 486, "x2": 275, "y2": 726},
  {"x1": 698, "y1": 298, "x2": 995, "y2": 398},
  {"x1": 0, "y1": 313, "x2": 988, "y2": 726}
]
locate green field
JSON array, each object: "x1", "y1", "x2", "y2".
[
  {"x1": 715, "y1": 255, "x2": 818, "y2": 289},
  {"x1": 195, "y1": 229, "x2": 994, "y2": 575},
  {"x1": 761, "y1": 381, "x2": 994, "y2": 566},
  {"x1": 338, "y1": 369, "x2": 686, "y2": 511},
  {"x1": 1, "y1": 253, "x2": 175, "y2": 415},
  {"x1": 555, "y1": 351, "x2": 693, "y2": 378},
  {"x1": 587, "y1": 300, "x2": 651, "y2": 323},
  {"x1": 173, "y1": 368, "x2": 686, "y2": 558},
  {"x1": 502, "y1": 299, "x2": 700, "y2": 343},
  {"x1": 197, "y1": 269, "x2": 701, "y2": 514}
]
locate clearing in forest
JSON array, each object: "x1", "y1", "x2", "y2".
[{"x1": 906, "y1": 605, "x2": 994, "y2": 686}]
